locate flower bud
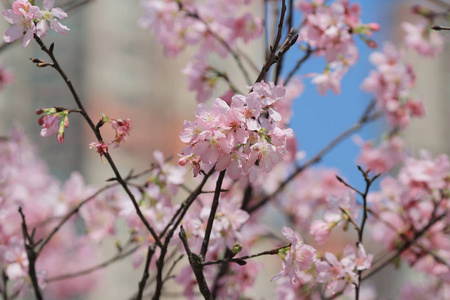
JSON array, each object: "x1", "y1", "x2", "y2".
[{"x1": 232, "y1": 242, "x2": 243, "y2": 256}]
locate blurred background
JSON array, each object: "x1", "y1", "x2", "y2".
[{"x1": 0, "y1": 0, "x2": 449, "y2": 299}]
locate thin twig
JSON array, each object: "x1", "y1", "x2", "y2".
[
  {"x1": 431, "y1": 25, "x2": 450, "y2": 30},
  {"x1": 203, "y1": 244, "x2": 290, "y2": 266},
  {"x1": 369, "y1": 209, "x2": 450, "y2": 269},
  {"x1": 37, "y1": 184, "x2": 116, "y2": 255},
  {"x1": 248, "y1": 107, "x2": 381, "y2": 213},
  {"x1": 362, "y1": 213, "x2": 447, "y2": 282},
  {"x1": 253, "y1": 0, "x2": 288, "y2": 85},
  {"x1": 33, "y1": 36, "x2": 162, "y2": 248},
  {"x1": 46, "y1": 246, "x2": 138, "y2": 282},
  {"x1": 284, "y1": 45, "x2": 313, "y2": 85},
  {"x1": 18, "y1": 208, "x2": 43, "y2": 300},
  {"x1": 340, "y1": 167, "x2": 380, "y2": 300},
  {"x1": 152, "y1": 168, "x2": 215, "y2": 300},
  {"x1": 136, "y1": 246, "x2": 156, "y2": 300},
  {"x1": 162, "y1": 254, "x2": 184, "y2": 284}
]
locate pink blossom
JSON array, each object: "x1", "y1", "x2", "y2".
[
  {"x1": 311, "y1": 68, "x2": 344, "y2": 95},
  {"x1": 344, "y1": 243, "x2": 373, "y2": 271},
  {"x1": 316, "y1": 250, "x2": 358, "y2": 296},
  {"x1": 403, "y1": 21, "x2": 443, "y2": 57},
  {"x1": 38, "y1": 114, "x2": 59, "y2": 138},
  {"x1": 110, "y1": 118, "x2": 133, "y2": 147},
  {"x1": 355, "y1": 136, "x2": 405, "y2": 173},
  {"x1": 271, "y1": 227, "x2": 317, "y2": 284},
  {"x1": 250, "y1": 141, "x2": 282, "y2": 172},
  {"x1": 35, "y1": 0, "x2": 69, "y2": 38},
  {"x1": 89, "y1": 142, "x2": 109, "y2": 163},
  {"x1": 309, "y1": 219, "x2": 334, "y2": 245},
  {"x1": 2, "y1": 2, "x2": 39, "y2": 47},
  {"x1": 183, "y1": 58, "x2": 216, "y2": 103},
  {"x1": 362, "y1": 43, "x2": 423, "y2": 128}
]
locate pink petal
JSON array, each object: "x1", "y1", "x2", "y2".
[
  {"x1": 36, "y1": 19, "x2": 48, "y2": 38},
  {"x1": 43, "y1": 0, "x2": 55, "y2": 11},
  {"x1": 22, "y1": 29, "x2": 34, "y2": 48},
  {"x1": 50, "y1": 19, "x2": 69, "y2": 35},
  {"x1": 50, "y1": 7, "x2": 67, "y2": 20},
  {"x1": 4, "y1": 25, "x2": 22, "y2": 43}
]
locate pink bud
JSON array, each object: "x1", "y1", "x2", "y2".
[
  {"x1": 36, "y1": 108, "x2": 44, "y2": 115},
  {"x1": 57, "y1": 133, "x2": 64, "y2": 144},
  {"x1": 367, "y1": 23, "x2": 380, "y2": 32},
  {"x1": 37, "y1": 116, "x2": 45, "y2": 126},
  {"x1": 367, "y1": 40, "x2": 378, "y2": 49}
]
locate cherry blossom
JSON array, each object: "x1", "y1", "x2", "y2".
[
  {"x1": 2, "y1": 0, "x2": 69, "y2": 47},
  {"x1": 35, "y1": 0, "x2": 70, "y2": 38},
  {"x1": 403, "y1": 21, "x2": 443, "y2": 57},
  {"x1": 271, "y1": 227, "x2": 317, "y2": 284},
  {"x1": 355, "y1": 135, "x2": 405, "y2": 173},
  {"x1": 362, "y1": 43, "x2": 425, "y2": 128},
  {"x1": 36, "y1": 108, "x2": 70, "y2": 143},
  {"x1": 2, "y1": 1, "x2": 38, "y2": 47},
  {"x1": 179, "y1": 81, "x2": 294, "y2": 180}
]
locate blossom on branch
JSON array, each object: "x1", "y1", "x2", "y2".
[
  {"x1": 271, "y1": 227, "x2": 317, "y2": 285},
  {"x1": 2, "y1": 0, "x2": 69, "y2": 47},
  {"x1": 178, "y1": 81, "x2": 294, "y2": 180},
  {"x1": 36, "y1": 107, "x2": 70, "y2": 143}
]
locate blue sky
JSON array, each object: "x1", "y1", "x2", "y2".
[{"x1": 287, "y1": 0, "x2": 393, "y2": 190}]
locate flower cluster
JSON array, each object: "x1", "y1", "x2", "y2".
[
  {"x1": 139, "y1": 0, "x2": 262, "y2": 58},
  {"x1": 0, "y1": 129, "x2": 120, "y2": 298},
  {"x1": 271, "y1": 227, "x2": 317, "y2": 285},
  {"x1": 368, "y1": 151, "x2": 449, "y2": 280},
  {"x1": 2, "y1": 0, "x2": 69, "y2": 48},
  {"x1": 316, "y1": 244, "x2": 373, "y2": 296},
  {"x1": 140, "y1": 0, "x2": 262, "y2": 102},
  {"x1": 403, "y1": 21, "x2": 443, "y2": 57},
  {"x1": 36, "y1": 107, "x2": 70, "y2": 143},
  {"x1": 362, "y1": 43, "x2": 425, "y2": 128},
  {"x1": 309, "y1": 191, "x2": 360, "y2": 245},
  {"x1": 276, "y1": 167, "x2": 349, "y2": 230},
  {"x1": 89, "y1": 115, "x2": 133, "y2": 162},
  {"x1": 298, "y1": 0, "x2": 380, "y2": 95},
  {"x1": 178, "y1": 81, "x2": 294, "y2": 180},
  {"x1": 355, "y1": 135, "x2": 405, "y2": 174}
]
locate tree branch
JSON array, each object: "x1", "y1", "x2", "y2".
[{"x1": 18, "y1": 208, "x2": 43, "y2": 300}]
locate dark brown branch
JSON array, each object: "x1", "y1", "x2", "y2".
[
  {"x1": 32, "y1": 36, "x2": 162, "y2": 248},
  {"x1": 357, "y1": 167, "x2": 380, "y2": 244},
  {"x1": 362, "y1": 213, "x2": 447, "y2": 282},
  {"x1": 274, "y1": 0, "x2": 295, "y2": 84},
  {"x1": 200, "y1": 170, "x2": 226, "y2": 258},
  {"x1": 162, "y1": 254, "x2": 184, "y2": 285},
  {"x1": 339, "y1": 167, "x2": 380, "y2": 300},
  {"x1": 369, "y1": 208, "x2": 450, "y2": 269},
  {"x1": 179, "y1": 226, "x2": 212, "y2": 300},
  {"x1": 253, "y1": 0, "x2": 288, "y2": 85},
  {"x1": 152, "y1": 168, "x2": 215, "y2": 300},
  {"x1": 431, "y1": 25, "x2": 450, "y2": 30},
  {"x1": 1, "y1": 269, "x2": 9, "y2": 300},
  {"x1": 136, "y1": 246, "x2": 156, "y2": 300},
  {"x1": 203, "y1": 244, "x2": 290, "y2": 266},
  {"x1": 18, "y1": 208, "x2": 43, "y2": 300}
]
